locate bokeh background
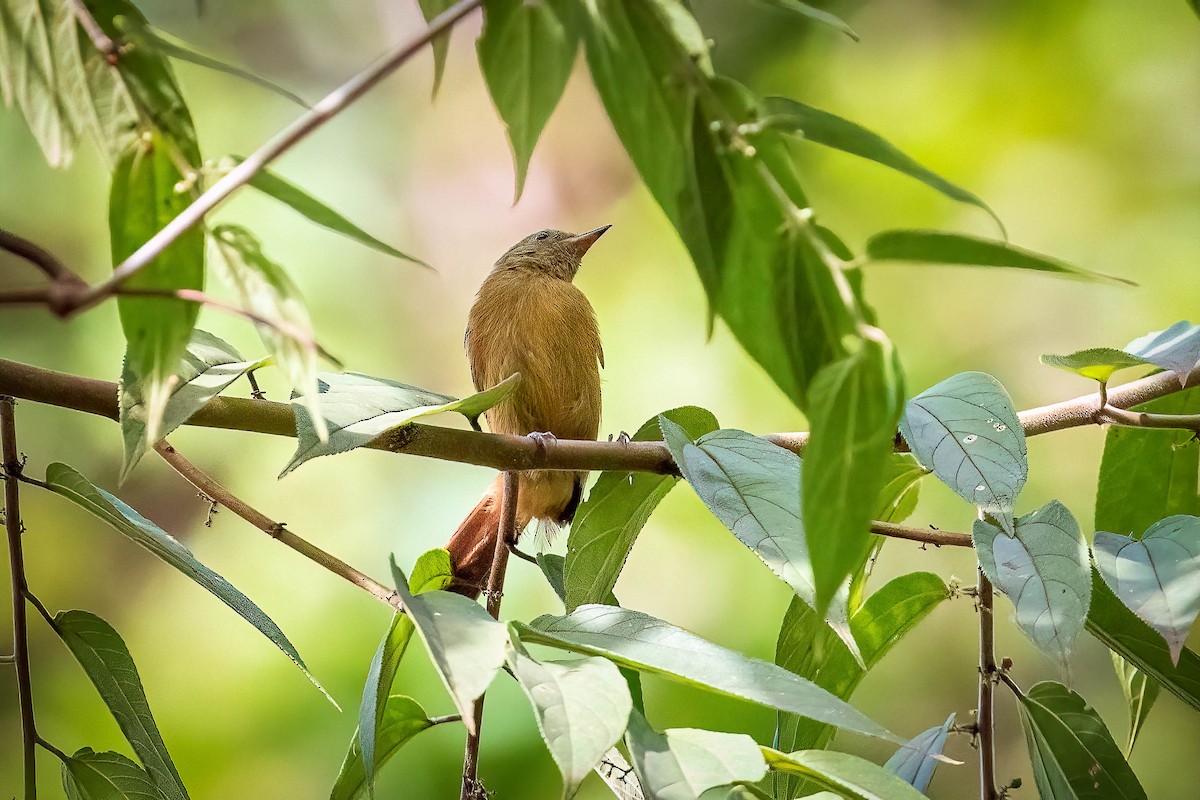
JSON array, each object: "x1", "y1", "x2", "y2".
[{"x1": 2, "y1": 0, "x2": 1199, "y2": 797}]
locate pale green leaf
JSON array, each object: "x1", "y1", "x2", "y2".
[
  {"x1": 61, "y1": 748, "x2": 167, "y2": 800},
  {"x1": 330, "y1": 695, "x2": 435, "y2": 800},
  {"x1": 1123, "y1": 321, "x2": 1200, "y2": 384},
  {"x1": 884, "y1": 713, "x2": 955, "y2": 792},
  {"x1": 626, "y1": 712, "x2": 767, "y2": 800},
  {"x1": 1111, "y1": 654, "x2": 1159, "y2": 755},
  {"x1": 1040, "y1": 349, "x2": 1151, "y2": 383},
  {"x1": 875, "y1": 454, "x2": 926, "y2": 524},
  {"x1": 762, "y1": 748, "x2": 930, "y2": 800}
]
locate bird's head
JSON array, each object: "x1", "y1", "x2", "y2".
[{"x1": 495, "y1": 225, "x2": 610, "y2": 280}]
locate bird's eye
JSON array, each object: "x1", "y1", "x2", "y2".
[{"x1": 535, "y1": 231, "x2": 549, "y2": 241}]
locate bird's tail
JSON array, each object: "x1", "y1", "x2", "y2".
[{"x1": 446, "y1": 475, "x2": 507, "y2": 598}]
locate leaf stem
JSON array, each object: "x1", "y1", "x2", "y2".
[
  {"x1": 2, "y1": 397, "x2": 38, "y2": 799},
  {"x1": 977, "y1": 568, "x2": 998, "y2": 800},
  {"x1": 67, "y1": 0, "x2": 119, "y2": 61}
]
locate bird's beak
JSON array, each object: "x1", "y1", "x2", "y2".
[{"x1": 567, "y1": 225, "x2": 611, "y2": 260}]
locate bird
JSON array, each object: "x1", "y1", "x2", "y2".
[{"x1": 445, "y1": 226, "x2": 609, "y2": 596}]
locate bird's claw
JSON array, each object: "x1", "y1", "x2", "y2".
[
  {"x1": 607, "y1": 431, "x2": 632, "y2": 445},
  {"x1": 528, "y1": 431, "x2": 558, "y2": 451}
]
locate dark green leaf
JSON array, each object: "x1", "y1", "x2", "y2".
[
  {"x1": 762, "y1": 748, "x2": 930, "y2": 800},
  {"x1": 1111, "y1": 654, "x2": 1159, "y2": 755},
  {"x1": 625, "y1": 711, "x2": 767, "y2": 799},
  {"x1": 1013, "y1": 681, "x2": 1146, "y2": 800},
  {"x1": 1093, "y1": 515, "x2": 1200, "y2": 664},
  {"x1": 973, "y1": 501, "x2": 1091, "y2": 669},
  {"x1": 898, "y1": 371, "x2": 1027, "y2": 533},
  {"x1": 867, "y1": 229, "x2": 1133, "y2": 285},
  {"x1": 227, "y1": 158, "x2": 423, "y2": 263},
  {"x1": 802, "y1": 334, "x2": 904, "y2": 612},
  {"x1": 119, "y1": 329, "x2": 268, "y2": 482},
  {"x1": 331, "y1": 696, "x2": 434, "y2": 800},
  {"x1": 477, "y1": 0, "x2": 580, "y2": 200},
  {"x1": 884, "y1": 713, "x2": 955, "y2": 792},
  {"x1": 43, "y1": 463, "x2": 331, "y2": 703},
  {"x1": 564, "y1": 406, "x2": 718, "y2": 611},
  {"x1": 1040, "y1": 349, "x2": 1152, "y2": 384},
  {"x1": 111, "y1": 132, "x2": 205, "y2": 447},
  {"x1": 1123, "y1": 321, "x2": 1200, "y2": 384},
  {"x1": 508, "y1": 636, "x2": 632, "y2": 799},
  {"x1": 660, "y1": 418, "x2": 859, "y2": 661},
  {"x1": 517, "y1": 605, "x2": 899, "y2": 743},
  {"x1": 280, "y1": 371, "x2": 520, "y2": 476},
  {"x1": 61, "y1": 748, "x2": 167, "y2": 800},
  {"x1": 754, "y1": 0, "x2": 858, "y2": 40},
  {"x1": 54, "y1": 611, "x2": 187, "y2": 800},
  {"x1": 762, "y1": 97, "x2": 997, "y2": 225},
  {"x1": 417, "y1": 0, "x2": 455, "y2": 95}
]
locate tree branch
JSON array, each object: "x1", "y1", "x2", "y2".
[
  {"x1": 153, "y1": 441, "x2": 400, "y2": 609},
  {"x1": 2, "y1": 397, "x2": 39, "y2": 799},
  {"x1": 67, "y1": 0, "x2": 119, "y2": 62},
  {"x1": 976, "y1": 569, "x2": 998, "y2": 800}
]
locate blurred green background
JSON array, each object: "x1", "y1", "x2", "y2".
[{"x1": 2, "y1": 0, "x2": 1199, "y2": 797}]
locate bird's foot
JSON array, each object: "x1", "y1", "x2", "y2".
[
  {"x1": 527, "y1": 431, "x2": 558, "y2": 451},
  {"x1": 607, "y1": 430, "x2": 632, "y2": 445}
]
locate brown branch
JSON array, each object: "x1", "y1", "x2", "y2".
[
  {"x1": 153, "y1": 441, "x2": 400, "y2": 609},
  {"x1": 2, "y1": 397, "x2": 38, "y2": 799},
  {"x1": 461, "y1": 471, "x2": 519, "y2": 800},
  {"x1": 977, "y1": 569, "x2": 998, "y2": 800},
  {"x1": 1098, "y1": 405, "x2": 1200, "y2": 434},
  {"x1": 66, "y1": 0, "x2": 119, "y2": 61},
  {"x1": 869, "y1": 520, "x2": 972, "y2": 548}
]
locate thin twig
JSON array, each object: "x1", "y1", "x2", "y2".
[
  {"x1": 63, "y1": 0, "x2": 483, "y2": 315},
  {"x1": 66, "y1": 0, "x2": 119, "y2": 61},
  {"x1": 153, "y1": 441, "x2": 400, "y2": 609},
  {"x1": 2, "y1": 397, "x2": 38, "y2": 799},
  {"x1": 461, "y1": 471, "x2": 519, "y2": 800},
  {"x1": 870, "y1": 520, "x2": 971, "y2": 548},
  {"x1": 977, "y1": 568, "x2": 998, "y2": 800},
  {"x1": 1098, "y1": 405, "x2": 1200, "y2": 434}
]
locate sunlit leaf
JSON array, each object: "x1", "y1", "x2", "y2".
[
  {"x1": 61, "y1": 748, "x2": 167, "y2": 800},
  {"x1": 54, "y1": 611, "x2": 187, "y2": 800},
  {"x1": 884, "y1": 713, "x2": 955, "y2": 792},
  {"x1": 564, "y1": 406, "x2": 718, "y2": 611},
  {"x1": 279, "y1": 371, "x2": 520, "y2": 477},
  {"x1": 763, "y1": 748, "x2": 930, "y2": 800},
  {"x1": 866, "y1": 229, "x2": 1133, "y2": 285},
  {"x1": 625, "y1": 711, "x2": 767, "y2": 799},
  {"x1": 754, "y1": 0, "x2": 858, "y2": 40},
  {"x1": 898, "y1": 371, "x2": 1027, "y2": 533},
  {"x1": 1111, "y1": 654, "x2": 1159, "y2": 755},
  {"x1": 517, "y1": 605, "x2": 899, "y2": 743},
  {"x1": 43, "y1": 463, "x2": 331, "y2": 703},
  {"x1": 508, "y1": 636, "x2": 632, "y2": 799},
  {"x1": 1040, "y1": 349, "x2": 1152, "y2": 384},
  {"x1": 593, "y1": 748, "x2": 646, "y2": 800},
  {"x1": 802, "y1": 334, "x2": 904, "y2": 612},
  {"x1": 111, "y1": 132, "x2": 205, "y2": 447},
  {"x1": 973, "y1": 501, "x2": 1091, "y2": 669},
  {"x1": 661, "y1": 417, "x2": 860, "y2": 662},
  {"x1": 1123, "y1": 321, "x2": 1200, "y2": 385},
  {"x1": 392, "y1": 559, "x2": 509, "y2": 734},
  {"x1": 1093, "y1": 515, "x2": 1200, "y2": 665},
  {"x1": 330, "y1": 696, "x2": 435, "y2": 800},
  {"x1": 119, "y1": 329, "x2": 268, "y2": 482},
  {"x1": 875, "y1": 454, "x2": 926, "y2": 524},
  {"x1": 1013, "y1": 681, "x2": 1146, "y2": 800},
  {"x1": 477, "y1": 0, "x2": 580, "y2": 200}
]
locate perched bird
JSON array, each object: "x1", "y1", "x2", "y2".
[{"x1": 446, "y1": 226, "x2": 609, "y2": 595}]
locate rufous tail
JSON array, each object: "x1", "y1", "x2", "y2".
[{"x1": 445, "y1": 475, "x2": 505, "y2": 598}]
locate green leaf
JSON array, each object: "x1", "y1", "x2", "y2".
[
  {"x1": 53, "y1": 611, "x2": 187, "y2": 800},
  {"x1": 111, "y1": 132, "x2": 205, "y2": 447},
  {"x1": 477, "y1": 0, "x2": 580, "y2": 200},
  {"x1": 355, "y1": 549, "x2": 451, "y2": 797},
  {"x1": 508, "y1": 637, "x2": 633, "y2": 799},
  {"x1": 392, "y1": 559, "x2": 509, "y2": 734},
  {"x1": 762, "y1": 748, "x2": 931, "y2": 800},
  {"x1": 119, "y1": 329, "x2": 268, "y2": 482},
  {"x1": 1093, "y1": 515, "x2": 1200, "y2": 665},
  {"x1": 417, "y1": 0, "x2": 455, "y2": 95},
  {"x1": 1111, "y1": 654, "x2": 1159, "y2": 755},
  {"x1": 875, "y1": 454, "x2": 926, "y2": 524},
  {"x1": 802, "y1": 334, "x2": 904, "y2": 612},
  {"x1": 593, "y1": 748, "x2": 647, "y2": 799},
  {"x1": 1040, "y1": 349, "x2": 1152, "y2": 384},
  {"x1": 209, "y1": 224, "x2": 324, "y2": 440},
  {"x1": 43, "y1": 463, "x2": 331, "y2": 703},
  {"x1": 61, "y1": 748, "x2": 167, "y2": 800},
  {"x1": 660, "y1": 418, "x2": 860, "y2": 661},
  {"x1": 754, "y1": 0, "x2": 859, "y2": 40},
  {"x1": 330, "y1": 695, "x2": 435, "y2": 800},
  {"x1": 625, "y1": 711, "x2": 767, "y2": 800},
  {"x1": 136, "y1": 25, "x2": 307, "y2": 107},
  {"x1": 1123, "y1": 321, "x2": 1200, "y2": 385},
  {"x1": 973, "y1": 501, "x2": 1091, "y2": 669},
  {"x1": 517, "y1": 605, "x2": 899, "y2": 743},
  {"x1": 898, "y1": 371, "x2": 1027, "y2": 533},
  {"x1": 1013, "y1": 681, "x2": 1146, "y2": 800},
  {"x1": 762, "y1": 97, "x2": 997, "y2": 226},
  {"x1": 279, "y1": 371, "x2": 520, "y2": 477},
  {"x1": 884, "y1": 713, "x2": 955, "y2": 793},
  {"x1": 866, "y1": 229, "x2": 1133, "y2": 285},
  {"x1": 564, "y1": 406, "x2": 719, "y2": 611},
  {"x1": 227, "y1": 158, "x2": 423, "y2": 263},
  {"x1": 774, "y1": 572, "x2": 947, "y2": 798}
]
